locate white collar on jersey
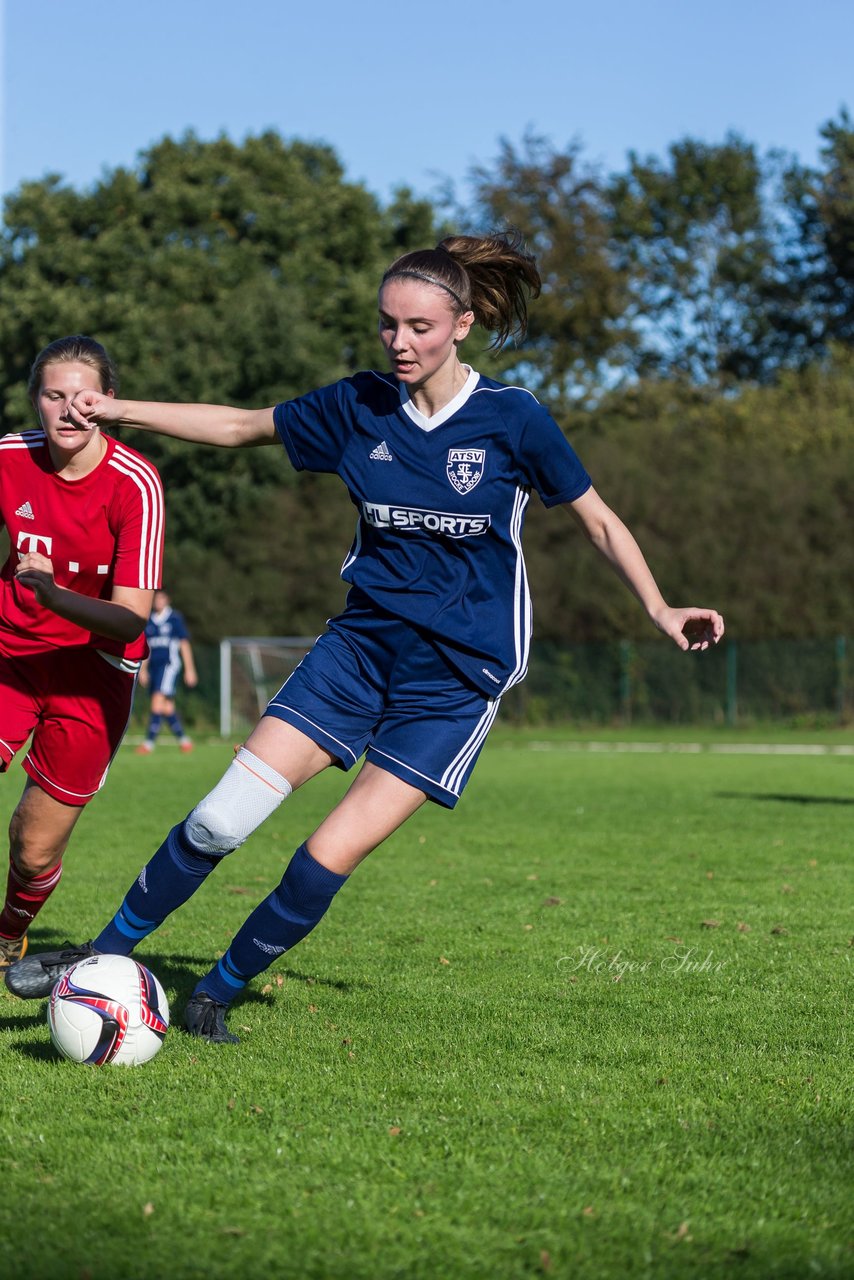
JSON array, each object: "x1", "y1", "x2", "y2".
[{"x1": 399, "y1": 365, "x2": 480, "y2": 432}]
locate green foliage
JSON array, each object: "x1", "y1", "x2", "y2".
[
  {"x1": 461, "y1": 133, "x2": 634, "y2": 408},
  {"x1": 818, "y1": 112, "x2": 854, "y2": 333},
  {"x1": 165, "y1": 474, "x2": 353, "y2": 643},
  {"x1": 608, "y1": 134, "x2": 786, "y2": 384},
  {"x1": 0, "y1": 131, "x2": 438, "y2": 548},
  {"x1": 541, "y1": 348, "x2": 854, "y2": 641},
  {"x1": 776, "y1": 110, "x2": 854, "y2": 354},
  {"x1": 4, "y1": 122, "x2": 854, "y2": 644}
]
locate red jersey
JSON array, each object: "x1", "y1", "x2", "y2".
[{"x1": 0, "y1": 430, "x2": 164, "y2": 661}]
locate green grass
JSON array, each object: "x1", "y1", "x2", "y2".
[
  {"x1": 489, "y1": 719, "x2": 854, "y2": 745},
  {"x1": 1, "y1": 735, "x2": 851, "y2": 1279}
]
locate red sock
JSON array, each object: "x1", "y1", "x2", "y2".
[{"x1": 0, "y1": 857, "x2": 63, "y2": 940}]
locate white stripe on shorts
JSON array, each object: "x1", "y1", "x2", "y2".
[{"x1": 441, "y1": 697, "x2": 501, "y2": 795}]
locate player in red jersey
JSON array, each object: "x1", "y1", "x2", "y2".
[{"x1": 0, "y1": 336, "x2": 164, "y2": 972}]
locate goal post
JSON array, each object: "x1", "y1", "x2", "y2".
[{"x1": 219, "y1": 636, "x2": 317, "y2": 738}]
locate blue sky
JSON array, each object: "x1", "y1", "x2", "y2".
[{"x1": 1, "y1": 0, "x2": 852, "y2": 207}]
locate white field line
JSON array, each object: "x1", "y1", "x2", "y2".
[{"x1": 525, "y1": 741, "x2": 854, "y2": 756}]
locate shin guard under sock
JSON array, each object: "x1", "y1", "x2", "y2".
[
  {"x1": 94, "y1": 822, "x2": 220, "y2": 954},
  {"x1": 95, "y1": 747, "x2": 292, "y2": 953}
]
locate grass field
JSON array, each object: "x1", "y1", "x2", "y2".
[{"x1": 0, "y1": 732, "x2": 851, "y2": 1279}]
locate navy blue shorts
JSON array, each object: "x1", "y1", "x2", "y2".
[
  {"x1": 149, "y1": 660, "x2": 182, "y2": 697},
  {"x1": 265, "y1": 597, "x2": 500, "y2": 808}
]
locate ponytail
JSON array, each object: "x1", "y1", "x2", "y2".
[{"x1": 382, "y1": 230, "x2": 541, "y2": 348}]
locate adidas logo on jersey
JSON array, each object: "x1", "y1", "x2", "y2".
[
  {"x1": 15, "y1": 501, "x2": 34, "y2": 519},
  {"x1": 369, "y1": 440, "x2": 393, "y2": 461}
]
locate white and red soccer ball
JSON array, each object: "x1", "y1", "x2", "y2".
[{"x1": 48, "y1": 954, "x2": 169, "y2": 1066}]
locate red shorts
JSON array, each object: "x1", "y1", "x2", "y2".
[{"x1": 0, "y1": 647, "x2": 137, "y2": 806}]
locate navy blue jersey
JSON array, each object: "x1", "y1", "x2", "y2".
[
  {"x1": 273, "y1": 368, "x2": 591, "y2": 696},
  {"x1": 145, "y1": 607, "x2": 189, "y2": 672}
]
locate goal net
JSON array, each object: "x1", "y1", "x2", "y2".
[{"x1": 219, "y1": 636, "x2": 317, "y2": 738}]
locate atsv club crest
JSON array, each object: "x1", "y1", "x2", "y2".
[{"x1": 446, "y1": 448, "x2": 485, "y2": 495}]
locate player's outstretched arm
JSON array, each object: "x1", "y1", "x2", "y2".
[
  {"x1": 67, "y1": 390, "x2": 277, "y2": 448},
  {"x1": 566, "y1": 487, "x2": 724, "y2": 652}
]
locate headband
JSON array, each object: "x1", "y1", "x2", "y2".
[{"x1": 384, "y1": 269, "x2": 468, "y2": 311}]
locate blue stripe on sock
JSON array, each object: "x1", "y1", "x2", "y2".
[
  {"x1": 113, "y1": 910, "x2": 155, "y2": 941},
  {"x1": 192, "y1": 845, "x2": 348, "y2": 1006},
  {"x1": 120, "y1": 902, "x2": 155, "y2": 930},
  {"x1": 215, "y1": 955, "x2": 246, "y2": 990}
]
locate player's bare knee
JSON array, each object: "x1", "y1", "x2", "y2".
[
  {"x1": 9, "y1": 800, "x2": 72, "y2": 874},
  {"x1": 8, "y1": 833, "x2": 64, "y2": 878}
]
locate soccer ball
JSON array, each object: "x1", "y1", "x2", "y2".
[{"x1": 48, "y1": 954, "x2": 169, "y2": 1066}]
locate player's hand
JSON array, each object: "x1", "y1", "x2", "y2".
[
  {"x1": 67, "y1": 389, "x2": 122, "y2": 428},
  {"x1": 652, "y1": 606, "x2": 725, "y2": 651},
  {"x1": 185, "y1": 672, "x2": 199, "y2": 689},
  {"x1": 15, "y1": 552, "x2": 59, "y2": 607},
  {"x1": 138, "y1": 667, "x2": 150, "y2": 688}
]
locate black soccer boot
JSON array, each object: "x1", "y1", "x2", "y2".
[
  {"x1": 184, "y1": 992, "x2": 240, "y2": 1044},
  {"x1": 5, "y1": 941, "x2": 99, "y2": 998}
]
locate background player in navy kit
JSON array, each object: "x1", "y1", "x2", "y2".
[
  {"x1": 0, "y1": 336, "x2": 163, "y2": 972},
  {"x1": 136, "y1": 589, "x2": 198, "y2": 754},
  {"x1": 8, "y1": 234, "x2": 724, "y2": 1040}
]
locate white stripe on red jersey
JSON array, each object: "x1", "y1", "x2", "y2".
[{"x1": 108, "y1": 444, "x2": 165, "y2": 589}]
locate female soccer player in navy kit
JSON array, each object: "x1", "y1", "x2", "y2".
[
  {"x1": 137, "y1": 589, "x2": 199, "y2": 754},
  {"x1": 0, "y1": 336, "x2": 164, "y2": 972},
  {"x1": 8, "y1": 235, "x2": 723, "y2": 1040}
]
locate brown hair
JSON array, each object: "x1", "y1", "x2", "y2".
[
  {"x1": 28, "y1": 335, "x2": 118, "y2": 403},
  {"x1": 381, "y1": 230, "x2": 541, "y2": 348}
]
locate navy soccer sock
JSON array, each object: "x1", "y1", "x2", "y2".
[
  {"x1": 195, "y1": 843, "x2": 348, "y2": 1005},
  {"x1": 145, "y1": 713, "x2": 163, "y2": 743},
  {"x1": 94, "y1": 821, "x2": 220, "y2": 955},
  {"x1": 166, "y1": 713, "x2": 185, "y2": 739}
]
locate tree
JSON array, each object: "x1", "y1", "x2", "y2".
[
  {"x1": 519, "y1": 349, "x2": 854, "y2": 645},
  {"x1": 458, "y1": 134, "x2": 634, "y2": 409},
  {"x1": 775, "y1": 112, "x2": 854, "y2": 357},
  {"x1": 817, "y1": 113, "x2": 854, "y2": 341},
  {"x1": 0, "y1": 131, "x2": 437, "y2": 551},
  {"x1": 608, "y1": 134, "x2": 785, "y2": 384}
]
